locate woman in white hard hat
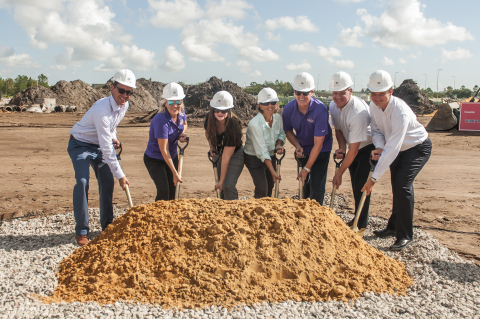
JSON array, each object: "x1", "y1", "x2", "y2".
[
  {"x1": 244, "y1": 88, "x2": 286, "y2": 198},
  {"x1": 144, "y1": 82, "x2": 188, "y2": 201},
  {"x1": 204, "y1": 91, "x2": 244, "y2": 200},
  {"x1": 361, "y1": 70, "x2": 432, "y2": 251}
]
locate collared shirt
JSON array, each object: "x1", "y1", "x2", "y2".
[
  {"x1": 70, "y1": 96, "x2": 127, "y2": 180},
  {"x1": 370, "y1": 96, "x2": 428, "y2": 181},
  {"x1": 282, "y1": 97, "x2": 333, "y2": 155},
  {"x1": 244, "y1": 113, "x2": 286, "y2": 162},
  {"x1": 330, "y1": 95, "x2": 373, "y2": 149},
  {"x1": 145, "y1": 111, "x2": 187, "y2": 160}
]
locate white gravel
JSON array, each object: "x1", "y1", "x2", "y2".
[{"x1": 1, "y1": 207, "x2": 479, "y2": 319}]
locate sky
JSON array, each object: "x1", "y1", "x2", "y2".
[{"x1": 0, "y1": 0, "x2": 477, "y2": 92}]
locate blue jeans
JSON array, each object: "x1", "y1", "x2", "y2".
[
  {"x1": 299, "y1": 151, "x2": 331, "y2": 205},
  {"x1": 67, "y1": 138, "x2": 114, "y2": 236}
]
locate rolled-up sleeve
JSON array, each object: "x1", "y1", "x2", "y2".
[
  {"x1": 348, "y1": 109, "x2": 370, "y2": 144},
  {"x1": 93, "y1": 111, "x2": 125, "y2": 180},
  {"x1": 249, "y1": 125, "x2": 271, "y2": 162}
]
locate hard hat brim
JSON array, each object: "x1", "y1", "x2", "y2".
[
  {"x1": 367, "y1": 84, "x2": 393, "y2": 93},
  {"x1": 210, "y1": 104, "x2": 234, "y2": 110},
  {"x1": 329, "y1": 84, "x2": 352, "y2": 92},
  {"x1": 115, "y1": 80, "x2": 136, "y2": 89},
  {"x1": 258, "y1": 97, "x2": 279, "y2": 104},
  {"x1": 292, "y1": 85, "x2": 315, "y2": 92},
  {"x1": 163, "y1": 93, "x2": 186, "y2": 100}
]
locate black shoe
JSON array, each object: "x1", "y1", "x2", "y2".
[
  {"x1": 389, "y1": 238, "x2": 413, "y2": 251},
  {"x1": 373, "y1": 228, "x2": 396, "y2": 238}
]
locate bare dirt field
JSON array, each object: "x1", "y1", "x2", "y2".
[{"x1": 0, "y1": 112, "x2": 479, "y2": 266}]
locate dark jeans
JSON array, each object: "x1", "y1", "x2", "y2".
[
  {"x1": 215, "y1": 147, "x2": 244, "y2": 200},
  {"x1": 298, "y1": 151, "x2": 331, "y2": 205},
  {"x1": 144, "y1": 153, "x2": 178, "y2": 201},
  {"x1": 244, "y1": 152, "x2": 277, "y2": 198},
  {"x1": 348, "y1": 144, "x2": 376, "y2": 229},
  {"x1": 386, "y1": 138, "x2": 432, "y2": 240},
  {"x1": 67, "y1": 138, "x2": 114, "y2": 236}
]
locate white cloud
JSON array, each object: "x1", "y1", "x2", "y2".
[
  {"x1": 265, "y1": 32, "x2": 281, "y2": 41},
  {"x1": 206, "y1": 0, "x2": 252, "y2": 20},
  {"x1": 338, "y1": 25, "x2": 363, "y2": 47},
  {"x1": 399, "y1": 58, "x2": 408, "y2": 64},
  {"x1": 94, "y1": 45, "x2": 156, "y2": 71},
  {"x1": 381, "y1": 57, "x2": 394, "y2": 66},
  {"x1": 289, "y1": 42, "x2": 315, "y2": 52},
  {"x1": 333, "y1": 59, "x2": 355, "y2": 69},
  {"x1": 240, "y1": 46, "x2": 280, "y2": 62},
  {"x1": 162, "y1": 45, "x2": 185, "y2": 72},
  {"x1": 409, "y1": 53, "x2": 419, "y2": 59},
  {"x1": 250, "y1": 70, "x2": 262, "y2": 78},
  {"x1": 318, "y1": 46, "x2": 342, "y2": 63},
  {"x1": 0, "y1": 46, "x2": 40, "y2": 68},
  {"x1": 357, "y1": 0, "x2": 474, "y2": 49},
  {"x1": 148, "y1": 0, "x2": 204, "y2": 29},
  {"x1": 285, "y1": 59, "x2": 311, "y2": 71},
  {"x1": 236, "y1": 60, "x2": 251, "y2": 73},
  {"x1": 265, "y1": 16, "x2": 319, "y2": 32},
  {"x1": 441, "y1": 48, "x2": 473, "y2": 63}
]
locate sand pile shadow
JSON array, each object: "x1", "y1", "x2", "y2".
[{"x1": 43, "y1": 198, "x2": 413, "y2": 309}]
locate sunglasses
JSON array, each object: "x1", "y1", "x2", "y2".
[
  {"x1": 260, "y1": 102, "x2": 277, "y2": 106},
  {"x1": 214, "y1": 109, "x2": 229, "y2": 114},
  {"x1": 167, "y1": 100, "x2": 182, "y2": 105},
  {"x1": 294, "y1": 90, "x2": 311, "y2": 96},
  {"x1": 114, "y1": 84, "x2": 133, "y2": 96}
]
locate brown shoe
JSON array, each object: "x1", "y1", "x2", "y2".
[{"x1": 76, "y1": 235, "x2": 89, "y2": 246}]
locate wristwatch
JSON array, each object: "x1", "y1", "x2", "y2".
[{"x1": 303, "y1": 167, "x2": 311, "y2": 173}]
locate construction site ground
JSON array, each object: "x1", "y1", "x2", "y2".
[{"x1": 0, "y1": 112, "x2": 479, "y2": 266}]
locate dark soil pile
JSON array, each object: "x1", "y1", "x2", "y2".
[
  {"x1": 130, "y1": 77, "x2": 257, "y2": 125},
  {"x1": 51, "y1": 80, "x2": 106, "y2": 110},
  {"x1": 9, "y1": 86, "x2": 57, "y2": 106},
  {"x1": 393, "y1": 79, "x2": 437, "y2": 114},
  {"x1": 43, "y1": 198, "x2": 413, "y2": 310}
]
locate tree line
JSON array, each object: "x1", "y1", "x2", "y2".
[
  {"x1": 0, "y1": 74, "x2": 49, "y2": 97},
  {"x1": 243, "y1": 80, "x2": 294, "y2": 97}
]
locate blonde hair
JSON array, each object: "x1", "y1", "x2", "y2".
[{"x1": 159, "y1": 99, "x2": 185, "y2": 116}]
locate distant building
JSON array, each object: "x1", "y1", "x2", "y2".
[{"x1": 92, "y1": 84, "x2": 104, "y2": 89}]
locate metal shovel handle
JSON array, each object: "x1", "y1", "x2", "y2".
[
  {"x1": 274, "y1": 148, "x2": 285, "y2": 198},
  {"x1": 330, "y1": 152, "x2": 345, "y2": 209},
  {"x1": 295, "y1": 152, "x2": 306, "y2": 199},
  {"x1": 175, "y1": 137, "x2": 189, "y2": 200}
]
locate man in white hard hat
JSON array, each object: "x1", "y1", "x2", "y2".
[
  {"x1": 67, "y1": 69, "x2": 136, "y2": 246},
  {"x1": 282, "y1": 72, "x2": 333, "y2": 204},
  {"x1": 329, "y1": 71, "x2": 375, "y2": 233},
  {"x1": 361, "y1": 70, "x2": 432, "y2": 251}
]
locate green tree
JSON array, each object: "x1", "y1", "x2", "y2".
[
  {"x1": 14, "y1": 75, "x2": 28, "y2": 94},
  {"x1": 5, "y1": 78, "x2": 14, "y2": 96},
  {"x1": 38, "y1": 74, "x2": 49, "y2": 87},
  {"x1": 27, "y1": 77, "x2": 36, "y2": 88}
]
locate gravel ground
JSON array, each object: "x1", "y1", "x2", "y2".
[{"x1": 1, "y1": 206, "x2": 479, "y2": 319}]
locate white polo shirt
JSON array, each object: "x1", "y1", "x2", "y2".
[
  {"x1": 70, "y1": 95, "x2": 128, "y2": 180},
  {"x1": 370, "y1": 96, "x2": 428, "y2": 181},
  {"x1": 330, "y1": 95, "x2": 372, "y2": 149}
]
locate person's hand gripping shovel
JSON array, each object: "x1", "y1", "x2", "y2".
[
  {"x1": 351, "y1": 157, "x2": 377, "y2": 237},
  {"x1": 116, "y1": 143, "x2": 133, "y2": 208},
  {"x1": 330, "y1": 152, "x2": 345, "y2": 209},
  {"x1": 274, "y1": 148, "x2": 286, "y2": 199},
  {"x1": 208, "y1": 150, "x2": 222, "y2": 199},
  {"x1": 174, "y1": 136, "x2": 189, "y2": 200}
]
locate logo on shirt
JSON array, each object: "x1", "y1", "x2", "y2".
[
  {"x1": 179, "y1": 119, "x2": 184, "y2": 125},
  {"x1": 307, "y1": 117, "x2": 314, "y2": 123}
]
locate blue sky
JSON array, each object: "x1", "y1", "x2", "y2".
[{"x1": 0, "y1": 0, "x2": 477, "y2": 92}]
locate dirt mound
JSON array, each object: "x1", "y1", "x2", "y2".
[
  {"x1": 9, "y1": 86, "x2": 57, "y2": 106},
  {"x1": 393, "y1": 79, "x2": 437, "y2": 115},
  {"x1": 51, "y1": 80, "x2": 106, "y2": 109},
  {"x1": 136, "y1": 78, "x2": 166, "y2": 107},
  {"x1": 44, "y1": 198, "x2": 413, "y2": 309},
  {"x1": 130, "y1": 76, "x2": 257, "y2": 125}
]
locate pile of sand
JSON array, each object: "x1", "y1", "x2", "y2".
[{"x1": 44, "y1": 198, "x2": 413, "y2": 309}]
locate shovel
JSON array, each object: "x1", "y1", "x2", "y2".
[
  {"x1": 330, "y1": 152, "x2": 345, "y2": 209},
  {"x1": 208, "y1": 150, "x2": 222, "y2": 199},
  {"x1": 294, "y1": 152, "x2": 307, "y2": 199},
  {"x1": 274, "y1": 148, "x2": 286, "y2": 198},
  {"x1": 116, "y1": 143, "x2": 133, "y2": 208},
  {"x1": 174, "y1": 137, "x2": 189, "y2": 200},
  {"x1": 350, "y1": 157, "x2": 377, "y2": 237}
]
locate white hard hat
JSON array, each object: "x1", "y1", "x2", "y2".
[
  {"x1": 329, "y1": 71, "x2": 353, "y2": 92},
  {"x1": 162, "y1": 82, "x2": 186, "y2": 100},
  {"x1": 258, "y1": 87, "x2": 279, "y2": 104},
  {"x1": 210, "y1": 91, "x2": 234, "y2": 110},
  {"x1": 367, "y1": 70, "x2": 394, "y2": 92},
  {"x1": 112, "y1": 69, "x2": 136, "y2": 89},
  {"x1": 292, "y1": 72, "x2": 315, "y2": 92}
]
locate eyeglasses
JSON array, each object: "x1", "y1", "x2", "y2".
[
  {"x1": 167, "y1": 100, "x2": 182, "y2": 105},
  {"x1": 294, "y1": 90, "x2": 311, "y2": 96},
  {"x1": 260, "y1": 102, "x2": 277, "y2": 106},
  {"x1": 114, "y1": 84, "x2": 133, "y2": 96},
  {"x1": 214, "y1": 109, "x2": 229, "y2": 114}
]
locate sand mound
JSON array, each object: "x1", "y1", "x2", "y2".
[
  {"x1": 393, "y1": 79, "x2": 437, "y2": 115},
  {"x1": 44, "y1": 198, "x2": 413, "y2": 309}
]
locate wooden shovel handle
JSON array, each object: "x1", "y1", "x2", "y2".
[
  {"x1": 124, "y1": 185, "x2": 133, "y2": 208},
  {"x1": 175, "y1": 155, "x2": 184, "y2": 200}
]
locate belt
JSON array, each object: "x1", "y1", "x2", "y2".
[{"x1": 70, "y1": 134, "x2": 76, "y2": 140}]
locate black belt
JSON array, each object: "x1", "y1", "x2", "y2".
[{"x1": 70, "y1": 134, "x2": 76, "y2": 140}]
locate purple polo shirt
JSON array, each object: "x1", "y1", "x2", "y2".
[
  {"x1": 282, "y1": 97, "x2": 333, "y2": 155},
  {"x1": 145, "y1": 111, "x2": 187, "y2": 160}
]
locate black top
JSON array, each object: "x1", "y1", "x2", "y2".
[{"x1": 204, "y1": 113, "x2": 242, "y2": 153}]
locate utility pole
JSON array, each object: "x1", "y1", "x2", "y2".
[
  {"x1": 452, "y1": 76, "x2": 455, "y2": 90},
  {"x1": 423, "y1": 74, "x2": 427, "y2": 90},
  {"x1": 437, "y1": 69, "x2": 442, "y2": 92},
  {"x1": 317, "y1": 74, "x2": 320, "y2": 91}
]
